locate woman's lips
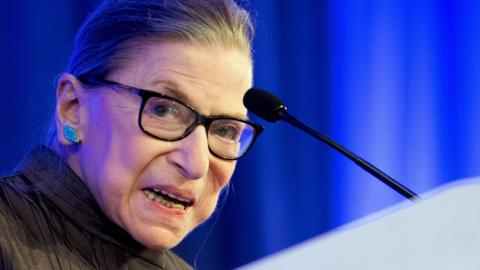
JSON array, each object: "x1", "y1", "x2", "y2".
[
  {"x1": 141, "y1": 184, "x2": 196, "y2": 211},
  {"x1": 142, "y1": 189, "x2": 189, "y2": 216}
]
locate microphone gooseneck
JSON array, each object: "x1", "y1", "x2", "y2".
[{"x1": 244, "y1": 88, "x2": 420, "y2": 201}]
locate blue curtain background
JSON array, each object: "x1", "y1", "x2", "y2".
[{"x1": 1, "y1": 1, "x2": 479, "y2": 269}]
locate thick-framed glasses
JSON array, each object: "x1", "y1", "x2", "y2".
[{"x1": 78, "y1": 77, "x2": 263, "y2": 160}]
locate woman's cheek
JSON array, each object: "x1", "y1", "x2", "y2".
[{"x1": 195, "y1": 190, "x2": 222, "y2": 224}]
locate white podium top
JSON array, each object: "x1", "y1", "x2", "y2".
[{"x1": 238, "y1": 178, "x2": 480, "y2": 270}]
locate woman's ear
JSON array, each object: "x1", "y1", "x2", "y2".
[{"x1": 54, "y1": 73, "x2": 86, "y2": 146}]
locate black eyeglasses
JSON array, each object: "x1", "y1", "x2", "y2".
[{"x1": 78, "y1": 77, "x2": 263, "y2": 160}]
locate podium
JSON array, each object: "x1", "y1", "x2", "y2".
[{"x1": 237, "y1": 178, "x2": 480, "y2": 270}]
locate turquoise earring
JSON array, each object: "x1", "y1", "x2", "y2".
[{"x1": 63, "y1": 125, "x2": 81, "y2": 144}]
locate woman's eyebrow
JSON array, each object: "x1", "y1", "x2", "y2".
[
  {"x1": 215, "y1": 112, "x2": 250, "y2": 120},
  {"x1": 149, "y1": 79, "x2": 191, "y2": 103}
]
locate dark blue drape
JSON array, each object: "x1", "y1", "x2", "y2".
[{"x1": 2, "y1": 1, "x2": 480, "y2": 269}]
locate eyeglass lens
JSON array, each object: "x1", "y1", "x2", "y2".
[{"x1": 140, "y1": 96, "x2": 256, "y2": 159}]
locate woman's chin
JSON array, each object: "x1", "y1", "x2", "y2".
[{"x1": 130, "y1": 226, "x2": 186, "y2": 250}]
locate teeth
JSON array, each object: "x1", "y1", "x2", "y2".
[
  {"x1": 143, "y1": 189, "x2": 190, "y2": 210},
  {"x1": 146, "y1": 191, "x2": 155, "y2": 200},
  {"x1": 153, "y1": 188, "x2": 191, "y2": 204}
]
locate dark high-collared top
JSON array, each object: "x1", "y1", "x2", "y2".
[{"x1": 0, "y1": 145, "x2": 192, "y2": 270}]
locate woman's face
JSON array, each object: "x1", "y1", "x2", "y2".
[{"x1": 74, "y1": 40, "x2": 252, "y2": 249}]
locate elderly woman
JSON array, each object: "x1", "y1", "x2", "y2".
[{"x1": 0, "y1": 0, "x2": 262, "y2": 269}]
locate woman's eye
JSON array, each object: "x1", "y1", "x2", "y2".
[
  {"x1": 149, "y1": 99, "x2": 181, "y2": 119},
  {"x1": 213, "y1": 125, "x2": 240, "y2": 140},
  {"x1": 153, "y1": 104, "x2": 174, "y2": 117}
]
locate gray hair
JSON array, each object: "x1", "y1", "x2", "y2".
[
  {"x1": 68, "y1": 0, "x2": 254, "y2": 78},
  {"x1": 47, "y1": 0, "x2": 254, "y2": 148}
]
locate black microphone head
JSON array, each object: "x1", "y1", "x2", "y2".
[{"x1": 243, "y1": 88, "x2": 286, "y2": 123}]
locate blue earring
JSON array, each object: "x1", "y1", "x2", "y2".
[{"x1": 63, "y1": 125, "x2": 81, "y2": 144}]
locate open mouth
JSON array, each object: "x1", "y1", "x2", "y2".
[{"x1": 143, "y1": 188, "x2": 193, "y2": 210}]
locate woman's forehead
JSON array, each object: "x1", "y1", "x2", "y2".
[{"x1": 117, "y1": 37, "x2": 252, "y2": 70}]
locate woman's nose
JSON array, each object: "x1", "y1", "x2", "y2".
[{"x1": 170, "y1": 126, "x2": 210, "y2": 180}]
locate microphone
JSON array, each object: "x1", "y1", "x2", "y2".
[{"x1": 244, "y1": 88, "x2": 420, "y2": 201}]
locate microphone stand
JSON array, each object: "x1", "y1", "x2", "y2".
[{"x1": 277, "y1": 108, "x2": 421, "y2": 201}]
